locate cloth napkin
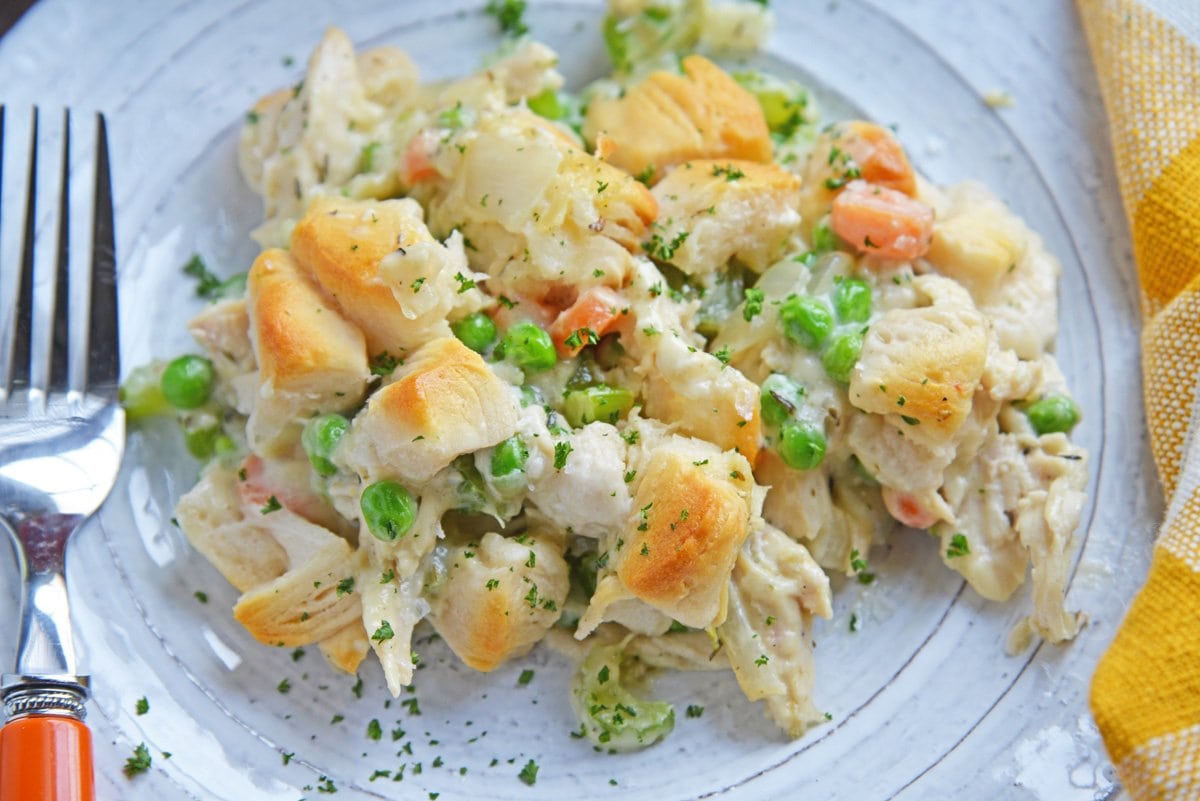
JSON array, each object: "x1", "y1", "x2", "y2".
[{"x1": 1079, "y1": 1, "x2": 1200, "y2": 798}]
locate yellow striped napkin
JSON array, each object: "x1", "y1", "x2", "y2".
[{"x1": 1079, "y1": 0, "x2": 1200, "y2": 797}]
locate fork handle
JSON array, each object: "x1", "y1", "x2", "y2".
[{"x1": 0, "y1": 714, "x2": 95, "y2": 801}]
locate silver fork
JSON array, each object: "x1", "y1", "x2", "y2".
[{"x1": 0, "y1": 107, "x2": 120, "y2": 801}]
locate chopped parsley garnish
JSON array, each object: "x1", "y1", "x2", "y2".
[
  {"x1": 743, "y1": 287, "x2": 765, "y2": 321},
  {"x1": 713, "y1": 345, "x2": 732, "y2": 366},
  {"x1": 337, "y1": 577, "x2": 356, "y2": 596},
  {"x1": 194, "y1": 590, "x2": 208, "y2": 604},
  {"x1": 371, "y1": 350, "x2": 402, "y2": 375},
  {"x1": 277, "y1": 678, "x2": 292, "y2": 694},
  {"x1": 634, "y1": 165, "x2": 655, "y2": 185},
  {"x1": 123, "y1": 743, "x2": 152, "y2": 778},
  {"x1": 754, "y1": 654, "x2": 769, "y2": 667},
  {"x1": 380, "y1": 568, "x2": 396, "y2": 584},
  {"x1": 686, "y1": 704, "x2": 704, "y2": 718},
  {"x1": 553, "y1": 441, "x2": 573, "y2": 470},
  {"x1": 644, "y1": 231, "x2": 690, "y2": 261},
  {"x1": 946, "y1": 533, "x2": 971, "y2": 558},
  {"x1": 367, "y1": 718, "x2": 383, "y2": 741},
  {"x1": 135, "y1": 696, "x2": 149, "y2": 716},
  {"x1": 454, "y1": 271, "x2": 477, "y2": 293},
  {"x1": 518, "y1": 759, "x2": 539, "y2": 786},
  {"x1": 598, "y1": 665, "x2": 610, "y2": 684},
  {"x1": 849, "y1": 613, "x2": 859, "y2": 632},
  {"x1": 291, "y1": 647, "x2": 305, "y2": 662},
  {"x1": 900, "y1": 415, "x2": 920, "y2": 426},
  {"x1": 485, "y1": 578, "x2": 500, "y2": 591},
  {"x1": 850, "y1": 548, "x2": 876, "y2": 585},
  {"x1": 486, "y1": 0, "x2": 528, "y2": 35},
  {"x1": 260, "y1": 495, "x2": 282, "y2": 515},
  {"x1": 282, "y1": 751, "x2": 294, "y2": 765},
  {"x1": 518, "y1": 669, "x2": 535, "y2": 686},
  {"x1": 711, "y1": 163, "x2": 745, "y2": 182},
  {"x1": 371, "y1": 620, "x2": 395, "y2": 642},
  {"x1": 182, "y1": 253, "x2": 246, "y2": 301},
  {"x1": 563, "y1": 327, "x2": 599, "y2": 349}
]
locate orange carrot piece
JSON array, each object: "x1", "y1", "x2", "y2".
[
  {"x1": 831, "y1": 180, "x2": 934, "y2": 261},
  {"x1": 840, "y1": 121, "x2": 918, "y2": 197},
  {"x1": 549, "y1": 287, "x2": 627, "y2": 358}
]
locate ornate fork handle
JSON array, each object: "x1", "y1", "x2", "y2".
[{"x1": 1, "y1": 513, "x2": 90, "y2": 720}]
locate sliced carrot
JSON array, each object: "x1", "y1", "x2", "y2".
[
  {"x1": 831, "y1": 180, "x2": 934, "y2": 261},
  {"x1": 882, "y1": 486, "x2": 938, "y2": 529},
  {"x1": 839, "y1": 121, "x2": 917, "y2": 196},
  {"x1": 399, "y1": 129, "x2": 442, "y2": 185},
  {"x1": 548, "y1": 286, "x2": 627, "y2": 358}
]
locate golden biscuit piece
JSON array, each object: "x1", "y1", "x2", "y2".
[
  {"x1": 176, "y1": 467, "x2": 289, "y2": 593},
  {"x1": 291, "y1": 196, "x2": 437, "y2": 355},
  {"x1": 427, "y1": 529, "x2": 568, "y2": 671},
  {"x1": 583, "y1": 55, "x2": 771, "y2": 184},
  {"x1": 341, "y1": 337, "x2": 520, "y2": 484},
  {"x1": 614, "y1": 442, "x2": 755, "y2": 629},
  {"x1": 317, "y1": 622, "x2": 371, "y2": 675},
  {"x1": 848, "y1": 276, "x2": 987, "y2": 442},
  {"x1": 246, "y1": 247, "x2": 370, "y2": 451},
  {"x1": 650, "y1": 159, "x2": 801, "y2": 275}
]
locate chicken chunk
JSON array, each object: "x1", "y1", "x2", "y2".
[
  {"x1": 583, "y1": 55, "x2": 771, "y2": 182},
  {"x1": 426, "y1": 108, "x2": 656, "y2": 299},
  {"x1": 529, "y1": 421, "x2": 632, "y2": 538},
  {"x1": 245, "y1": 247, "x2": 370, "y2": 453},
  {"x1": 719, "y1": 522, "x2": 831, "y2": 738},
  {"x1": 650, "y1": 159, "x2": 801, "y2": 275},
  {"x1": 339, "y1": 337, "x2": 521, "y2": 485}
]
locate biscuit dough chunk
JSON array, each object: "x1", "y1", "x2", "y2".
[
  {"x1": 291, "y1": 196, "x2": 441, "y2": 355},
  {"x1": 427, "y1": 528, "x2": 568, "y2": 671},
  {"x1": 578, "y1": 432, "x2": 757, "y2": 634},
  {"x1": 246, "y1": 247, "x2": 370, "y2": 452},
  {"x1": 848, "y1": 275, "x2": 987, "y2": 443},
  {"x1": 340, "y1": 337, "x2": 520, "y2": 484},
  {"x1": 650, "y1": 159, "x2": 802, "y2": 275},
  {"x1": 583, "y1": 55, "x2": 771, "y2": 182}
]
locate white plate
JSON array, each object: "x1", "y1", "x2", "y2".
[{"x1": 0, "y1": 2, "x2": 1155, "y2": 799}]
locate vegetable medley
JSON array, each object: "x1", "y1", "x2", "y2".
[{"x1": 125, "y1": 0, "x2": 1088, "y2": 750}]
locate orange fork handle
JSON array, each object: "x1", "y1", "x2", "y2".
[{"x1": 0, "y1": 716, "x2": 95, "y2": 801}]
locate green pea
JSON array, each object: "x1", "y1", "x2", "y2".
[
  {"x1": 185, "y1": 426, "x2": 221, "y2": 460},
  {"x1": 778, "y1": 294, "x2": 833, "y2": 350},
  {"x1": 822, "y1": 331, "x2": 864, "y2": 385},
  {"x1": 499, "y1": 322, "x2": 557, "y2": 372},
  {"x1": 527, "y1": 88, "x2": 566, "y2": 120},
  {"x1": 760, "y1": 374, "x2": 804, "y2": 428},
  {"x1": 302, "y1": 414, "x2": 350, "y2": 477},
  {"x1": 160, "y1": 354, "x2": 215, "y2": 409},
  {"x1": 360, "y1": 480, "x2": 418, "y2": 542},
  {"x1": 451, "y1": 312, "x2": 498, "y2": 353},
  {"x1": 563, "y1": 384, "x2": 635, "y2": 427},
  {"x1": 1024, "y1": 394, "x2": 1080, "y2": 435},
  {"x1": 833, "y1": 278, "x2": 872, "y2": 323},
  {"x1": 119, "y1": 363, "x2": 171, "y2": 421},
  {"x1": 777, "y1": 420, "x2": 826, "y2": 470},
  {"x1": 491, "y1": 436, "x2": 529, "y2": 477}
]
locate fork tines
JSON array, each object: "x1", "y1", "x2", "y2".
[{"x1": 0, "y1": 106, "x2": 118, "y2": 405}]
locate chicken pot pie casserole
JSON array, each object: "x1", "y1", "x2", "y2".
[{"x1": 123, "y1": 1, "x2": 1088, "y2": 750}]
